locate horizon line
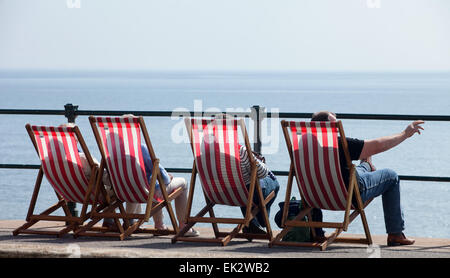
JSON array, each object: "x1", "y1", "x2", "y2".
[{"x1": 1, "y1": 68, "x2": 450, "y2": 74}]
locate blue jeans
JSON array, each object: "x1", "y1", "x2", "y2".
[
  {"x1": 356, "y1": 162, "x2": 405, "y2": 234},
  {"x1": 241, "y1": 175, "x2": 280, "y2": 228}
]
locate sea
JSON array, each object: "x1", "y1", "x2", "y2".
[{"x1": 1, "y1": 70, "x2": 449, "y2": 238}]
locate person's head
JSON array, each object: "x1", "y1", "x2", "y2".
[
  {"x1": 311, "y1": 111, "x2": 337, "y2": 122},
  {"x1": 59, "y1": 123, "x2": 75, "y2": 128}
]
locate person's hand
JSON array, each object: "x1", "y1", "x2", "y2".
[
  {"x1": 404, "y1": 120, "x2": 425, "y2": 138},
  {"x1": 360, "y1": 156, "x2": 376, "y2": 172},
  {"x1": 252, "y1": 151, "x2": 266, "y2": 163}
]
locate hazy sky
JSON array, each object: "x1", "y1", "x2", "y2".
[{"x1": 1, "y1": 0, "x2": 449, "y2": 71}]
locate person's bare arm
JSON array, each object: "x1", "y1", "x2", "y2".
[{"x1": 359, "y1": 120, "x2": 424, "y2": 159}]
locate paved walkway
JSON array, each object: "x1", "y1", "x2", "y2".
[{"x1": 1, "y1": 220, "x2": 449, "y2": 258}]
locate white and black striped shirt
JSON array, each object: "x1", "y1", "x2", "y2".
[{"x1": 239, "y1": 145, "x2": 269, "y2": 185}]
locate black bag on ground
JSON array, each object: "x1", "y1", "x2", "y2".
[{"x1": 274, "y1": 197, "x2": 325, "y2": 242}]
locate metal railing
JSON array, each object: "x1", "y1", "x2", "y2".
[
  {"x1": 2, "y1": 103, "x2": 450, "y2": 182},
  {"x1": 2, "y1": 103, "x2": 450, "y2": 215}
]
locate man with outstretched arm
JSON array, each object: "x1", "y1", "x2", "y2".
[{"x1": 311, "y1": 111, "x2": 424, "y2": 246}]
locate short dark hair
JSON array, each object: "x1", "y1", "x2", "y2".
[{"x1": 311, "y1": 111, "x2": 335, "y2": 121}]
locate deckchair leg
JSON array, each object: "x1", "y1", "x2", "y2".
[
  {"x1": 205, "y1": 202, "x2": 220, "y2": 238},
  {"x1": 254, "y1": 179, "x2": 273, "y2": 240},
  {"x1": 13, "y1": 169, "x2": 43, "y2": 236},
  {"x1": 281, "y1": 164, "x2": 295, "y2": 227},
  {"x1": 25, "y1": 168, "x2": 44, "y2": 222},
  {"x1": 172, "y1": 202, "x2": 213, "y2": 243},
  {"x1": 58, "y1": 224, "x2": 78, "y2": 238},
  {"x1": 78, "y1": 167, "x2": 99, "y2": 220},
  {"x1": 13, "y1": 168, "x2": 50, "y2": 236},
  {"x1": 171, "y1": 222, "x2": 196, "y2": 244},
  {"x1": 269, "y1": 229, "x2": 288, "y2": 248},
  {"x1": 360, "y1": 210, "x2": 373, "y2": 245},
  {"x1": 13, "y1": 198, "x2": 70, "y2": 236},
  {"x1": 354, "y1": 186, "x2": 373, "y2": 245},
  {"x1": 221, "y1": 223, "x2": 244, "y2": 246},
  {"x1": 320, "y1": 228, "x2": 343, "y2": 251},
  {"x1": 158, "y1": 175, "x2": 179, "y2": 234},
  {"x1": 318, "y1": 205, "x2": 372, "y2": 250},
  {"x1": 123, "y1": 219, "x2": 143, "y2": 239}
]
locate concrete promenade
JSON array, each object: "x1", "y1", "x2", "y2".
[{"x1": 1, "y1": 220, "x2": 449, "y2": 258}]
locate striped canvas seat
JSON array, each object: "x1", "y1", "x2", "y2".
[
  {"x1": 270, "y1": 120, "x2": 372, "y2": 250},
  {"x1": 30, "y1": 125, "x2": 94, "y2": 204},
  {"x1": 286, "y1": 121, "x2": 349, "y2": 211},
  {"x1": 91, "y1": 117, "x2": 155, "y2": 203},
  {"x1": 190, "y1": 118, "x2": 249, "y2": 207},
  {"x1": 83, "y1": 115, "x2": 182, "y2": 240},
  {"x1": 172, "y1": 117, "x2": 274, "y2": 246},
  {"x1": 13, "y1": 123, "x2": 107, "y2": 238}
]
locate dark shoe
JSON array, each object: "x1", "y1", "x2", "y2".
[
  {"x1": 314, "y1": 235, "x2": 327, "y2": 243},
  {"x1": 387, "y1": 233, "x2": 415, "y2": 246},
  {"x1": 243, "y1": 223, "x2": 266, "y2": 234}
]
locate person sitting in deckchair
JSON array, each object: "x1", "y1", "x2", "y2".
[
  {"x1": 60, "y1": 123, "x2": 116, "y2": 228},
  {"x1": 238, "y1": 144, "x2": 279, "y2": 234},
  {"x1": 310, "y1": 111, "x2": 424, "y2": 246},
  {"x1": 119, "y1": 115, "x2": 199, "y2": 237},
  {"x1": 59, "y1": 123, "x2": 113, "y2": 200}
]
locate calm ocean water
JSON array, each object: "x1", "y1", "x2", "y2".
[{"x1": 1, "y1": 70, "x2": 449, "y2": 238}]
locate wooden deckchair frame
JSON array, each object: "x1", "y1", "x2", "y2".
[
  {"x1": 13, "y1": 124, "x2": 110, "y2": 238},
  {"x1": 172, "y1": 117, "x2": 274, "y2": 246},
  {"x1": 74, "y1": 116, "x2": 182, "y2": 240},
  {"x1": 269, "y1": 120, "x2": 372, "y2": 251}
]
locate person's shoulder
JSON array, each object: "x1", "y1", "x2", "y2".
[
  {"x1": 78, "y1": 152, "x2": 87, "y2": 160},
  {"x1": 239, "y1": 144, "x2": 246, "y2": 153},
  {"x1": 140, "y1": 144, "x2": 150, "y2": 153},
  {"x1": 346, "y1": 137, "x2": 364, "y2": 143},
  {"x1": 338, "y1": 137, "x2": 364, "y2": 148}
]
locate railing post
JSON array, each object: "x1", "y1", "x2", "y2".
[
  {"x1": 251, "y1": 105, "x2": 265, "y2": 154},
  {"x1": 64, "y1": 103, "x2": 78, "y2": 124},
  {"x1": 64, "y1": 103, "x2": 79, "y2": 218}
]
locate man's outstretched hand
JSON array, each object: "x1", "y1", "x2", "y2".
[{"x1": 404, "y1": 120, "x2": 425, "y2": 138}]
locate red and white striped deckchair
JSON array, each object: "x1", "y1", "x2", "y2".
[
  {"x1": 76, "y1": 116, "x2": 182, "y2": 240},
  {"x1": 270, "y1": 120, "x2": 372, "y2": 250},
  {"x1": 13, "y1": 124, "x2": 109, "y2": 238},
  {"x1": 172, "y1": 117, "x2": 274, "y2": 246}
]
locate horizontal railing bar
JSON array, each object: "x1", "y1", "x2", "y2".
[
  {"x1": 0, "y1": 109, "x2": 66, "y2": 115},
  {"x1": 0, "y1": 109, "x2": 251, "y2": 118},
  {"x1": 397, "y1": 175, "x2": 450, "y2": 182},
  {"x1": 76, "y1": 110, "x2": 251, "y2": 117},
  {"x1": 274, "y1": 112, "x2": 450, "y2": 121},
  {"x1": 1, "y1": 164, "x2": 448, "y2": 182},
  {"x1": 0, "y1": 164, "x2": 40, "y2": 169},
  {"x1": 1, "y1": 109, "x2": 450, "y2": 121}
]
